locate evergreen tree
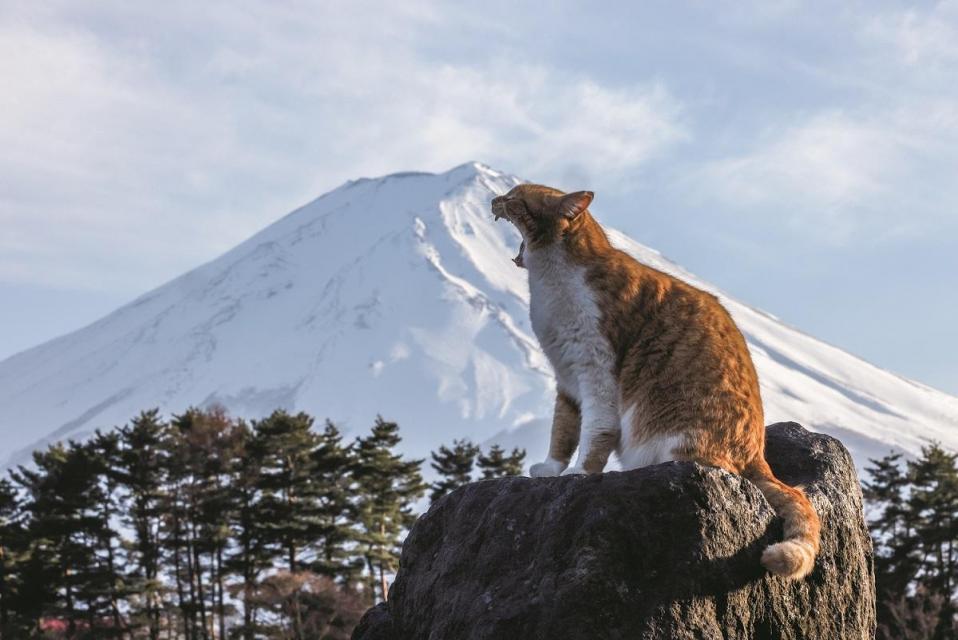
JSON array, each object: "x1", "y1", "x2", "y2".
[
  {"x1": 253, "y1": 410, "x2": 324, "y2": 574},
  {"x1": 429, "y1": 439, "x2": 479, "y2": 502},
  {"x1": 0, "y1": 478, "x2": 22, "y2": 636},
  {"x1": 168, "y1": 406, "x2": 242, "y2": 640},
  {"x1": 0, "y1": 404, "x2": 453, "y2": 637},
  {"x1": 352, "y1": 416, "x2": 425, "y2": 603},
  {"x1": 116, "y1": 409, "x2": 168, "y2": 640},
  {"x1": 309, "y1": 421, "x2": 359, "y2": 585},
  {"x1": 88, "y1": 430, "x2": 130, "y2": 635},
  {"x1": 11, "y1": 441, "x2": 121, "y2": 636},
  {"x1": 477, "y1": 445, "x2": 526, "y2": 479},
  {"x1": 226, "y1": 420, "x2": 272, "y2": 640},
  {"x1": 159, "y1": 419, "x2": 199, "y2": 640},
  {"x1": 865, "y1": 451, "x2": 922, "y2": 632},
  {"x1": 907, "y1": 444, "x2": 958, "y2": 638},
  {"x1": 865, "y1": 446, "x2": 958, "y2": 640}
]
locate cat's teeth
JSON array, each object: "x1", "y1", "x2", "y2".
[{"x1": 513, "y1": 240, "x2": 525, "y2": 268}]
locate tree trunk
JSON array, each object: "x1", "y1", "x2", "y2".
[
  {"x1": 174, "y1": 506, "x2": 194, "y2": 640},
  {"x1": 192, "y1": 534, "x2": 208, "y2": 640},
  {"x1": 0, "y1": 546, "x2": 8, "y2": 635},
  {"x1": 243, "y1": 560, "x2": 255, "y2": 640},
  {"x1": 173, "y1": 539, "x2": 189, "y2": 640},
  {"x1": 243, "y1": 581, "x2": 254, "y2": 640},
  {"x1": 64, "y1": 563, "x2": 77, "y2": 637},
  {"x1": 379, "y1": 562, "x2": 389, "y2": 602},
  {"x1": 292, "y1": 590, "x2": 304, "y2": 640},
  {"x1": 145, "y1": 516, "x2": 161, "y2": 640},
  {"x1": 217, "y1": 546, "x2": 226, "y2": 640},
  {"x1": 365, "y1": 556, "x2": 377, "y2": 604},
  {"x1": 379, "y1": 520, "x2": 390, "y2": 601},
  {"x1": 287, "y1": 478, "x2": 297, "y2": 573},
  {"x1": 86, "y1": 596, "x2": 97, "y2": 637},
  {"x1": 103, "y1": 527, "x2": 125, "y2": 634}
]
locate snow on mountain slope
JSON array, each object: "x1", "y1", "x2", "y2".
[{"x1": 2, "y1": 162, "x2": 956, "y2": 471}]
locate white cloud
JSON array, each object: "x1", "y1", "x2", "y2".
[
  {"x1": 683, "y1": 2, "x2": 958, "y2": 244},
  {"x1": 1, "y1": 1, "x2": 954, "y2": 286},
  {"x1": 0, "y1": 2, "x2": 686, "y2": 292},
  {"x1": 695, "y1": 113, "x2": 900, "y2": 232},
  {"x1": 865, "y1": 2, "x2": 958, "y2": 66},
  {"x1": 692, "y1": 104, "x2": 958, "y2": 242}
]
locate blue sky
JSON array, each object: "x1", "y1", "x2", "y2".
[{"x1": 1, "y1": 1, "x2": 956, "y2": 394}]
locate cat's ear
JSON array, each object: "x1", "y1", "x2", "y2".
[{"x1": 557, "y1": 191, "x2": 594, "y2": 219}]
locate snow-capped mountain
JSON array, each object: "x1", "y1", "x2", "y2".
[{"x1": 2, "y1": 162, "x2": 956, "y2": 470}]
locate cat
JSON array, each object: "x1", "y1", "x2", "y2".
[{"x1": 491, "y1": 184, "x2": 820, "y2": 580}]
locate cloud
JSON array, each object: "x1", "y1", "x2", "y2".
[
  {"x1": 864, "y1": 2, "x2": 958, "y2": 67},
  {"x1": 693, "y1": 112, "x2": 902, "y2": 237},
  {"x1": 375, "y1": 66, "x2": 686, "y2": 191},
  {"x1": 681, "y1": 2, "x2": 958, "y2": 244},
  {"x1": 0, "y1": 2, "x2": 686, "y2": 292},
  {"x1": 690, "y1": 103, "x2": 958, "y2": 242},
  {"x1": 1, "y1": 1, "x2": 953, "y2": 288}
]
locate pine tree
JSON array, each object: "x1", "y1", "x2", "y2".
[
  {"x1": 865, "y1": 451, "x2": 921, "y2": 626},
  {"x1": 429, "y1": 439, "x2": 480, "y2": 502},
  {"x1": 352, "y1": 416, "x2": 425, "y2": 603},
  {"x1": 309, "y1": 421, "x2": 359, "y2": 585},
  {"x1": 168, "y1": 406, "x2": 242, "y2": 640},
  {"x1": 253, "y1": 410, "x2": 324, "y2": 574},
  {"x1": 477, "y1": 445, "x2": 526, "y2": 479},
  {"x1": 159, "y1": 419, "x2": 198, "y2": 640},
  {"x1": 116, "y1": 409, "x2": 168, "y2": 640},
  {"x1": 907, "y1": 443, "x2": 958, "y2": 638},
  {"x1": 11, "y1": 441, "x2": 120, "y2": 636},
  {"x1": 88, "y1": 430, "x2": 130, "y2": 635},
  {"x1": 1, "y1": 404, "x2": 444, "y2": 636},
  {"x1": 226, "y1": 420, "x2": 273, "y2": 640},
  {"x1": 0, "y1": 477, "x2": 22, "y2": 636},
  {"x1": 205, "y1": 410, "x2": 244, "y2": 640},
  {"x1": 865, "y1": 446, "x2": 958, "y2": 640}
]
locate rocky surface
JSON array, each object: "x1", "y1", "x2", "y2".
[{"x1": 353, "y1": 422, "x2": 875, "y2": 640}]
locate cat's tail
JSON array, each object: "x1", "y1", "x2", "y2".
[{"x1": 743, "y1": 457, "x2": 820, "y2": 580}]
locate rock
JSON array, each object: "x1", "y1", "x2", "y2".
[
  {"x1": 350, "y1": 603, "x2": 395, "y2": 640},
  {"x1": 353, "y1": 423, "x2": 875, "y2": 640}
]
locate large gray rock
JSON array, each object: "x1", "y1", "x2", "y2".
[{"x1": 353, "y1": 423, "x2": 875, "y2": 639}]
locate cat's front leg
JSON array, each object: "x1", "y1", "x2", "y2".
[
  {"x1": 530, "y1": 392, "x2": 581, "y2": 477},
  {"x1": 562, "y1": 372, "x2": 619, "y2": 475}
]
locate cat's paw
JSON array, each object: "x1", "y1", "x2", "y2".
[
  {"x1": 560, "y1": 466, "x2": 587, "y2": 476},
  {"x1": 529, "y1": 459, "x2": 564, "y2": 478}
]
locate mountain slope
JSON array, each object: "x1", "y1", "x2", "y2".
[{"x1": 2, "y1": 162, "x2": 956, "y2": 469}]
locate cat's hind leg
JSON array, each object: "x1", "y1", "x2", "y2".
[
  {"x1": 530, "y1": 392, "x2": 580, "y2": 477},
  {"x1": 617, "y1": 405, "x2": 689, "y2": 471}
]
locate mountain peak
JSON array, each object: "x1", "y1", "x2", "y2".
[
  {"x1": 340, "y1": 161, "x2": 500, "y2": 191},
  {"x1": 1, "y1": 164, "x2": 957, "y2": 470}
]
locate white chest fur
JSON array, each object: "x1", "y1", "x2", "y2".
[{"x1": 525, "y1": 246, "x2": 616, "y2": 406}]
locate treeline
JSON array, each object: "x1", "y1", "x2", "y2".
[
  {"x1": 864, "y1": 443, "x2": 958, "y2": 640},
  {"x1": 0, "y1": 408, "x2": 523, "y2": 639}
]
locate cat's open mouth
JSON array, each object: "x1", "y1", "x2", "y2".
[
  {"x1": 492, "y1": 204, "x2": 525, "y2": 269},
  {"x1": 511, "y1": 240, "x2": 525, "y2": 268},
  {"x1": 495, "y1": 218, "x2": 524, "y2": 269}
]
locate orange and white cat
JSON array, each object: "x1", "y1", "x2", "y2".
[{"x1": 491, "y1": 184, "x2": 820, "y2": 580}]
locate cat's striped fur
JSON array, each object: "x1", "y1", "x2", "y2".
[{"x1": 491, "y1": 184, "x2": 820, "y2": 580}]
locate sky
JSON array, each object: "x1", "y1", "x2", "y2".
[{"x1": 1, "y1": 1, "x2": 956, "y2": 394}]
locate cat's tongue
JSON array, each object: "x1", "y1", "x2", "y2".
[{"x1": 512, "y1": 241, "x2": 525, "y2": 269}]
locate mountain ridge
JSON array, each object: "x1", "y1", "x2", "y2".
[{"x1": 2, "y1": 162, "x2": 956, "y2": 469}]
